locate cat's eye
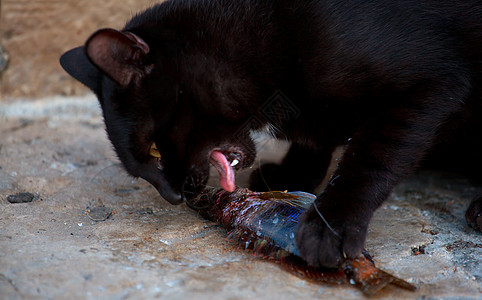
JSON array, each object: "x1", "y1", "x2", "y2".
[{"x1": 149, "y1": 143, "x2": 161, "y2": 158}]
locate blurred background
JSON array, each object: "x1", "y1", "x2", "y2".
[{"x1": 0, "y1": 0, "x2": 158, "y2": 101}]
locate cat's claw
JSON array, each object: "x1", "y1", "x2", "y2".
[
  {"x1": 295, "y1": 203, "x2": 368, "y2": 268},
  {"x1": 466, "y1": 195, "x2": 482, "y2": 231}
]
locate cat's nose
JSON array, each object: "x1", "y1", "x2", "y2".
[
  {"x1": 155, "y1": 176, "x2": 186, "y2": 205},
  {"x1": 159, "y1": 188, "x2": 185, "y2": 205},
  {"x1": 142, "y1": 167, "x2": 186, "y2": 205}
]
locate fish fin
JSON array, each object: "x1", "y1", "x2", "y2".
[{"x1": 259, "y1": 191, "x2": 314, "y2": 209}]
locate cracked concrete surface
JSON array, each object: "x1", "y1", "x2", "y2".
[{"x1": 0, "y1": 96, "x2": 481, "y2": 299}]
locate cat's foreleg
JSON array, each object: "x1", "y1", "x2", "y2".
[{"x1": 296, "y1": 85, "x2": 469, "y2": 267}]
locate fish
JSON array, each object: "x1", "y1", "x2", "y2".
[{"x1": 187, "y1": 187, "x2": 416, "y2": 296}]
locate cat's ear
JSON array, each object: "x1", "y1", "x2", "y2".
[
  {"x1": 85, "y1": 28, "x2": 152, "y2": 87},
  {"x1": 60, "y1": 46, "x2": 102, "y2": 93}
]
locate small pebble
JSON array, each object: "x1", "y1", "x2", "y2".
[{"x1": 7, "y1": 192, "x2": 35, "y2": 203}]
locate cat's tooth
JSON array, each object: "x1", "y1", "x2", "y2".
[{"x1": 231, "y1": 159, "x2": 239, "y2": 167}]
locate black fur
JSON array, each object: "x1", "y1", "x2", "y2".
[{"x1": 60, "y1": 0, "x2": 482, "y2": 268}]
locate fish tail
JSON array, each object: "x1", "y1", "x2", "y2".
[{"x1": 344, "y1": 255, "x2": 417, "y2": 296}]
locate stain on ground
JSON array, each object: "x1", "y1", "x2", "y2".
[
  {"x1": 445, "y1": 240, "x2": 482, "y2": 252},
  {"x1": 86, "y1": 206, "x2": 115, "y2": 222}
]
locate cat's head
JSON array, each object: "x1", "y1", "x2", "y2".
[{"x1": 60, "y1": 28, "x2": 260, "y2": 204}]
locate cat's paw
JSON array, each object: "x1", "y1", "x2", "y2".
[
  {"x1": 295, "y1": 203, "x2": 368, "y2": 268},
  {"x1": 466, "y1": 195, "x2": 482, "y2": 231}
]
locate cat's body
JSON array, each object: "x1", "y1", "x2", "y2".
[{"x1": 61, "y1": 0, "x2": 482, "y2": 267}]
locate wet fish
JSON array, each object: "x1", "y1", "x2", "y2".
[{"x1": 187, "y1": 188, "x2": 416, "y2": 296}]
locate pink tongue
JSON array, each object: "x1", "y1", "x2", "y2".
[{"x1": 209, "y1": 150, "x2": 236, "y2": 192}]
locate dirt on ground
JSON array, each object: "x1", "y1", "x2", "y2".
[
  {"x1": 1, "y1": 98, "x2": 482, "y2": 298},
  {"x1": 0, "y1": 0, "x2": 159, "y2": 100}
]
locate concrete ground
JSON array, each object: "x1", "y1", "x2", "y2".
[{"x1": 0, "y1": 96, "x2": 481, "y2": 299}]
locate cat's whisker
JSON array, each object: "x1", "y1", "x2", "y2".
[
  {"x1": 256, "y1": 157, "x2": 272, "y2": 192},
  {"x1": 204, "y1": 184, "x2": 219, "y2": 189},
  {"x1": 89, "y1": 162, "x2": 123, "y2": 184}
]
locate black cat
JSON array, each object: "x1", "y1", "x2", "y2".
[{"x1": 60, "y1": 0, "x2": 482, "y2": 268}]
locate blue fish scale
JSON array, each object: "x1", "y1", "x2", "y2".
[{"x1": 230, "y1": 191, "x2": 316, "y2": 257}]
